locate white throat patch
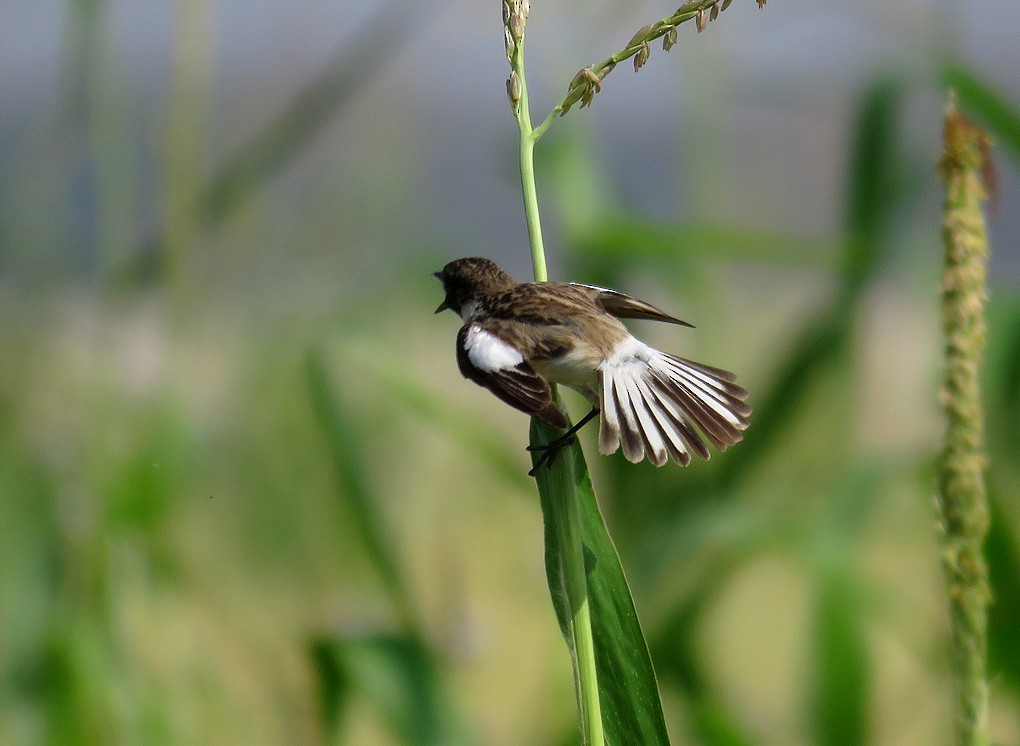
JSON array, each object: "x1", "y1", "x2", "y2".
[{"x1": 459, "y1": 299, "x2": 482, "y2": 322}]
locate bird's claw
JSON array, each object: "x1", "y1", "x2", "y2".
[{"x1": 526, "y1": 434, "x2": 576, "y2": 476}]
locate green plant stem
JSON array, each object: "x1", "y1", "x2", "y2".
[
  {"x1": 518, "y1": 126, "x2": 547, "y2": 281},
  {"x1": 509, "y1": 13, "x2": 603, "y2": 744},
  {"x1": 547, "y1": 444, "x2": 604, "y2": 745},
  {"x1": 936, "y1": 94, "x2": 992, "y2": 746},
  {"x1": 511, "y1": 55, "x2": 548, "y2": 281}
]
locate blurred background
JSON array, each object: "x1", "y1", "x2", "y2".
[{"x1": 2, "y1": 0, "x2": 1019, "y2": 744}]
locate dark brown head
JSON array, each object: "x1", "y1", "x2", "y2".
[{"x1": 433, "y1": 257, "x2": 515, "y2": 316}]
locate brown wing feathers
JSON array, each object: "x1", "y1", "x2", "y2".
[
  {"x1": 569, "y1": 283, "x2": 694, "y2": 327},
  {"x1": 456, "y1": 325, "x2": 567, "y2": 429}
]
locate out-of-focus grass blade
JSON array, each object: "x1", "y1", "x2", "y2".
[
  {"x1": 651, "y1": 557, "x2": 757, "y2": 746},
  {"x1": 809, "y1": 564, "x2": 868, "y2": 746},
  {"x1": 842, "y1": 77, "x2": 907, "y2": 283},
  {"x1": 591, "y1": 77, "x2": 909, "y2": 502},
  {"x1": 990, "y1": 307, "x2": 1020, "y2": 448},
  {"x1": 644, "y1": 498, "x2": 799, "y2": 744},
  {"x1": 132, "y1": 0, "x2": 431, "y2": 282},
  {"x1": 195, "y1": 0, "x2": 418, "y2": 226},
  {"x1": 306, "y1": 349, "x2": 416, "y2": 628},
  {"x1": 718, "y1": 312, "x2": 850, "y2": 491},
  {"x1": 942, "y1": 63, "x2": 1020, "y2": 163},
  {"x1": 309, "y1": 636, "x2": 351, "y2": 739},
  {"x1": 531, "y1": 419, "x2": 670, "y2": 745},
  {"x1": 307, "y1": 352, "x2": 472, "y2": 742},
  {"x1": 544, "y1": 128, "x2": 836, "y2": 272},
  {"x1": 104, "y1": 409, "x2": 189, "y2": 533},
  {"x1": 807, "y1": 469, "x2": 881, "y2": 746},
  {"x1": 720, "y1": 78, "x2": 907, "y2": 488},
  {"x1": 575, "y1": 218, "x2": 838, "y2": 270},
  {"x1": 310, "y1": 633, "x2": 470, "y2": 746},
  {"x1": 985, "y1": 306, "x2": 1020, "y2": 691},
  {"x1": 342, "y1": 339, "x2": 526, "y2": 484},
  {"x1": 986, "y1": 495, "x2": 1020, "y2": 692}
]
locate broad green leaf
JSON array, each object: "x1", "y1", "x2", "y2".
[{"x1": 531, "y1": 418, "x2": 670, "y2": 745}]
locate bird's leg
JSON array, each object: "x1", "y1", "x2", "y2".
[{"x1": 527, "y1": 407, "x2": 600, "y2": 477}]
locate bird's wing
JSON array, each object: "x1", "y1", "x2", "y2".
[
  {"x1": 456, "y1": 323, "x2": 568, "y2": 428},
  {"x1": 569, "y1": 282, "x2": 694, "y2": 327}
]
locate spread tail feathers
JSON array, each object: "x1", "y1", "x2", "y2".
[{"x1": 598, "y1": 339, "x2": 750, "y2": 466}]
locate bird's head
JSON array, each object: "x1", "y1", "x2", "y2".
[{"x1": 433, "y1": 257, "x2": 515, "y2": 318}]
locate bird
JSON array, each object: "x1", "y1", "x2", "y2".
[{"x1": 433, "y1": 257, "x2": 750, "y2": 474}]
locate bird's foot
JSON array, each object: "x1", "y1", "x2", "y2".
[{"x1": 526, "y1": 434, "x2": 576, "y2": 476}]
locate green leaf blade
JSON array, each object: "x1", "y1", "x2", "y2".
[
  {"x1": 809, "y1": 567, "x2": 869, "y2": 746},
  {"x1": 532, "y1": 419, "x2": 670, "y2": 745}
]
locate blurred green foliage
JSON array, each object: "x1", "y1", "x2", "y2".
[{"x1": 2, "y1": 5, "x2": 1020, "y2": 745}]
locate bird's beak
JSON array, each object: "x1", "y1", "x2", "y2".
[{"x1": 432, "y1": 271, "x2": 448, "y2": 313}]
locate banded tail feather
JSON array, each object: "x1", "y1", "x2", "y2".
[{"x1": 598, "y1": 338, "x2": 750, "y2": 467}]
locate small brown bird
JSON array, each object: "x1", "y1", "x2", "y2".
[{"x1": 434, "y1": 257, "x2": 750, "y2": 474}]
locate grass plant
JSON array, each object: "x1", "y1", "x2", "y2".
[{"x1": 505, "y1": 1, "x2": 768, "y2": 742}]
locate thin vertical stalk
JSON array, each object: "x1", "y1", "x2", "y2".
[
  {"x1": 544, "y1": 442, "x2": 604, "y2": 745},
  {"x1": 518, "y1": 122, "x2": 547, "y2": 282},
  {"x1": 508, "y1": 35, "x2": 548, "y2": 282},
  {"x1": 936, "y1": 94, "x2": 992, "y2": 746},
  {"x1": 505, "y1": 2, "x2": 603, "y2": 742}
]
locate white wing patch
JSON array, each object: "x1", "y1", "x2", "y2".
[{"x1": 464, "y1": 326, "x2": 523, "y2": 372}]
